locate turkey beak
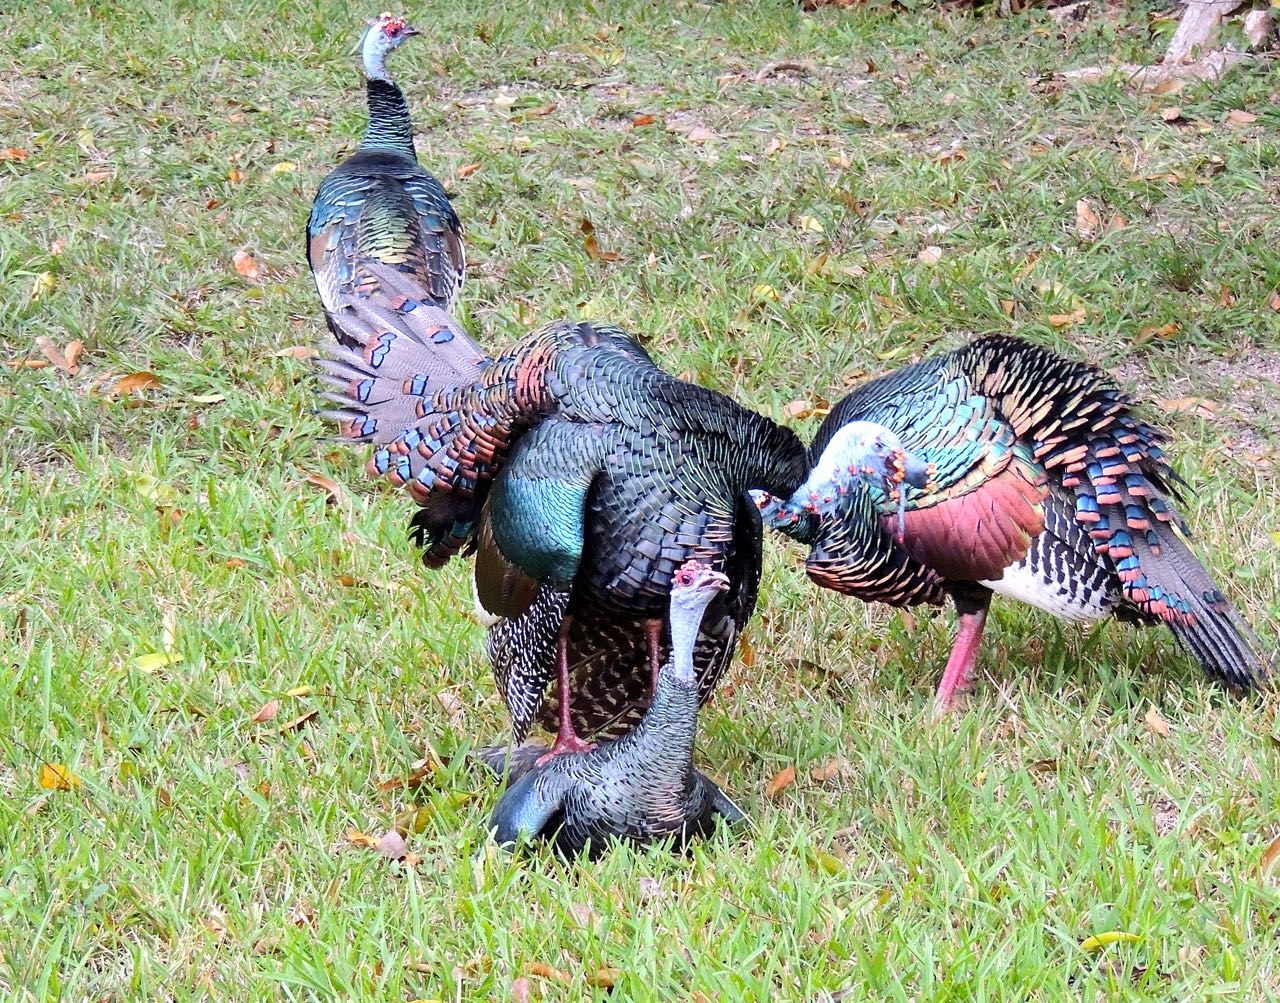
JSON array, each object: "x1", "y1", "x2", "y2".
[
  {"x1": 900, "y1": 452, "x2": 933, "y2": 491},
  {"x1": 704, "y1": 570, "x2": 731, "y2": 593},
  {"x1": 403, "y1": 25, "x2": 421, "y2": 37}
]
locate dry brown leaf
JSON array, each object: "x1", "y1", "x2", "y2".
[
  {"x1": 1075, "y1": 198, "x2": 1101, "y2": 239},
  {"x1": 1144, "y1": 704, "x2": 1170, "y2": 738},
  {"x1": 510, "y1": 977, "x2": 532, "y2": 1003},
  {"x1": 783, "y1": 399, "x2": 831, "y2": 421},
  {"x1": 232, "y1": 249, "x2": 262, "y2": 280},
  {"x1": 6, "y1": 359, "x2": 48, "y2": 369},
  {"x1": 35, "y1": 336, "x2": 77, "y2": 375},
  {"x1": 1261, "y1": 833, "x2": 1280, "y2": 878},
  {"x1": 932, "y1": 147, "x2": 968, "y2": 165},
  {"x1": 685, "y1": 127, "x2": 716, "y2": 144},
  {"x1": 278, "y1": 709, "x2": 319, "y2": 734},
  {"x1": 1048, "y1": 309, "x2": 1086, "y2": 328},
  {"x1": 522, "y1": 103, "x2": 557, "y2": 119},
  {"x1": 64, "y1": 340, "x2": 84, "y2": 369},
  {"x1": 918, "y1": 245, "x2": 942, "y2": 265},
  {"x1": 1135, "y1": 321, "x2": 1179, "y2": 344},
  {"x1": 587, "y1": 968, "x2": 621, "y2": 988},
  {"x1": 1268, "y1": 291, "x2": 1280, "y2": 313},
  {"x1": 766, "y1": 765, "x2": 796, "y2": 798},
  {"x1": 810, "y1": 758, "x2": 849, "y2": 783},
  {"x1": 999, "y1": 299, "x2": 1017, "y2": 316},
  {"x1": 436, "y1": 690, "x2": 464, "y2": 725},
  {"x1": 1158, "y1": 397, "x2": 1218, "y2": 419},
  {"x1": 346, "y1": 828, "x2": 379, "y2": 849},
  {"x1": 580, "y1": 217, "x2": 619, "y2": 263},
  {"x1": 228, "y1": 167, "x2": 245, "y2": 185},
  {"x1": 302, "y1": 473, "x2": 344, "y2": 505},
  {"x1": 0, "y1": 147, "x2": 28, "y2": 162},
  {"x1": 763, "y1": 136, "x2": 787, "y2": 158},
  {"x1": 456, "y1": 162, "x2": 481, "y2": 179},
  {"x1": 632, "y1": 113, "x2": 655, "y2": 127},
  {"x1": 250, "y1": 698, "x2": 280, "y2": 724},
  {"x1": 1226, "y1": 109, "x2": 1258, "y2": 127},
  {"x1": 1106, "y1": 214, "x2": 1127, "y2": 232},
  {"x1": 1161, "y1": 106, "x2": 1183, "y2": 122},
  {"x1": 527, "y1": 962, "x2": 571, "y2": 983},
  {"x1": 273, "y1": 345, "x2": 315, "y2": 360},
  {"x1": 112, "y1": 371, "x2": 163, "y2": 397},
  {"x1": 1217, "y1": 284, "x2": 1236, "y2": 307},
  {"x1": 376, "y1": 762, "x2": 437, "y2": 793}
]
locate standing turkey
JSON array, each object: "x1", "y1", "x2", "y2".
[
  {"x1": 307, "y1": 12, "x2": 464, "y2": 348},
  {"x1": 753, "y1": 335, "x2": 1269, "y2": 718},
  {"x1": 488, "y1": 560, "x2": 745, "y2": 859},
  {"x1": 318, "y1": 266, "x2": 808, "y2": 759}
]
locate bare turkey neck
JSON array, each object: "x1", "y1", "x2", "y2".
[{"x1": 667, "y1": 595, "x2": 713, "y2": 684}]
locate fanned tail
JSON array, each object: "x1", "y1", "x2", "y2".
[{"x1": 316, "y1": 260, "x2": 496, "y2": 564}]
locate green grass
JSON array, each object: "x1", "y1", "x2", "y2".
[{"x1": 3, "y1": 0, "x2": 1280, "y2": 998}]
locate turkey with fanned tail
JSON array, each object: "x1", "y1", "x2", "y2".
[
  {"x1": 316, "y1": 262, "x2": 807, "y2": 760},
  {"x1": 753, "y1": 335, "x2": 1271, "y2": 718}
]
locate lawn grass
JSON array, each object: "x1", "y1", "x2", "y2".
[{"x1": 2, "y1": 0, "x2": 1279, "y2": 998}]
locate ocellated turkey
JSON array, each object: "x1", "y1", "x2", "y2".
[
  {"x1": 487, "y1": 560, "x2": 746, "y2": 858},
  {"x1": 307, "y1": 12, "x2": 464, "y2": 348},
  {"x1": 318, "y1": 265, "x2": 808, "y2": 758},
  {"x1": 753, "y1": 335, "x2": 1269, "y2": 717}
]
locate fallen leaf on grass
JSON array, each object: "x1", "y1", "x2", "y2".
[
  {"x1": 35, "y1": 337, "x2": 78, "y2": 374},
  {"x1": 436, "y1": 690, "x2": 464, "y2": 725},
  {"x1": 249, "y1": 699, "x2": 280, "y2": 724},
  {"x1": 685, "y1": 127, "x2": 716, "y2": 144},
  {"x1": 302, "y1": 473, "x2": 344, "y2": 505},
  {"x1": 632, "y1": 113, "x2": 655, "y2": 127},
  {"x1": 1269, "y1": 291, "x2": 1280, "y2": 313},
  {"x1": 510, "y1": 978, "x2": 532, "y2": 1003},
  {"x1": 270, "y1": 161, "x2": 298, "y2": 174},
  {"x1": 783, "y1": 399, "x2": 830, "y2": 421},
  {"x1": 766, "y1": 765, "x2": 796, "y2": 798},
  {"x1": 580, "y1": 217, "x2": 619, "y2": 262},
  {"x1": 377, "y1": 762, "x2": 437, "y2": 793},
  {"x1": 1075, "y1": 198, "x2": 1101, "y2": 239},
  {"x1": 1161, "y1": 106, "x2": 1183, "y2": 122},
  {"x1": 6, "y1": 359, "x2": 48, "y2": 369},
  {"x1": 64, "y1": 340, "x2": 84, "y2": 369},
  {"x1": 1080, "y1": 931, "x2": 1143, "y2": 952},
  {"x1": 527, "y1": 962, "x2": 571, "y2": 983},
  {"x1": 797, "y1": 214, "x2": 825, "y2": 234},
  {"x1": 286, "y1": 685, "x2": 313, "y2": 697},
  {"x1": 456, "y1": 162, "x2": 481, "y2": 179},
  {"x1": 112, "y1": 371, "x2": 163, "y2": 398},
  {"x1": 189, "y1": 392, "x2": 226, "y2": 404},
  {"x1": 587, "y1": 968, "x2": 621, "y2": 988},
  {"x1": 1048, "y1": 309, "x2": 1086, "y2": 328},
  {"x1": 810, "y1": 758, "x2": 849, "y2": 783},
  {"x1": 39, "y1": 764, "x2": 81, "y2": 790},
  {"x1": 751, "y1": 282, "x2": 781, "y2": 302},
  {"x1": 272, "y1": 345, "x2": 315, "y2": 360},
  {"x1": 1158, "y1": 397, "x2": 1218, "y2": 419},
  {"x1": 1225, "y1": 109, "x2": 1258, "y2": 127},
  {"x1": 232, "y1": 250, "x2": 262, "y2": 280},
  {"x1": 133, "y1": 651, "x2": 183, "y2": 672},
  {"x1": 1261, "y1": 834, "x2": 1280, "y2": 879},
  {"x1": 918, "y1": 245, "x2": 942, "y2": 265},
  {"x1": 278, "y1": 710, "x2": 319, "y2": 734},
  {"x1": 1144, "y1": 704, "x2": 1170, "y2": 738},
  {"x1": 0, "y1": 147, "x2": 28, "y2": 161}
]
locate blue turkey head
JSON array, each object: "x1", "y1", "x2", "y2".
[{"x1": 361, "y1": 12, "x2": 420, "y2": 80}]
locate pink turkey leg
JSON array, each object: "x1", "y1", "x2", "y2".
[
  {"x1": 930, "y1": 606, "x2": 989, "y2": 721},
  {"x1": 536, "y1": 616, "x2": 596, "y2": 764}
]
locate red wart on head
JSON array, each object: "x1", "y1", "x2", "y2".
[{"x1": 672, "y1": 559, "x2": 730, "y2": 592}]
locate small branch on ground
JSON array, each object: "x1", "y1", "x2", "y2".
[{"x1": 754, "y1": 60, "x2": 817, "y2": 83}]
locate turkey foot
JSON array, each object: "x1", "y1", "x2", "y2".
[
  {"x1": 536, "y1": 616, "x2": 596, "y2": 766},
  {"x1": 930, "y1": 597, "x2": 990, "y2": 722}
]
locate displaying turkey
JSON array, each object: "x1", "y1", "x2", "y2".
[
  {"x1": 318, "y1": 264, "x2": 808, "y2": 759},
  {"x1": 488, "y1": 560, "x2": 745, "y2": 858},
  {"x1": 307, "y1": 12, "x2": 464, "y2": 348},
  {"x1": 752, "y1": 334, "x2": 1269, "y2": 718}
]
